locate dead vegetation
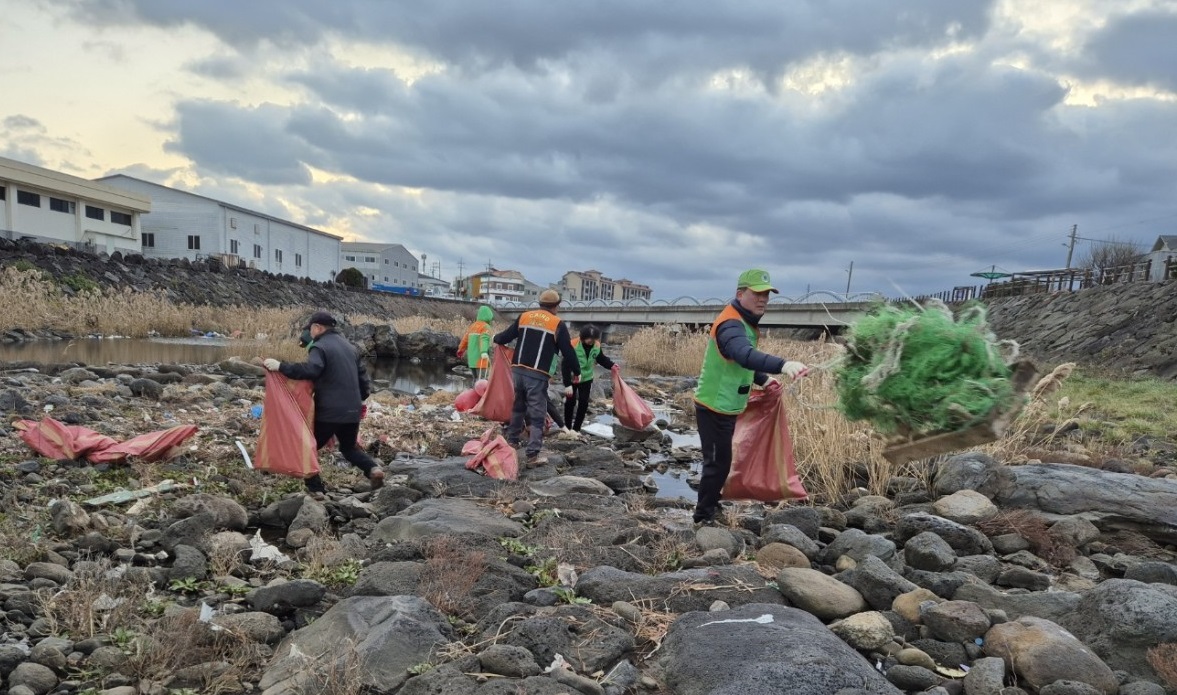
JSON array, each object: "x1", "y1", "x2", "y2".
[
  {"x1": 975, "y1": 510, "x2": 1076, "y2": 568},
  {"x1": 1147, "y1": 643, "x2": 1177, "y2": 691},
  {"x1": 418, "y1": 536, "x2": 488, "y2": 618}
]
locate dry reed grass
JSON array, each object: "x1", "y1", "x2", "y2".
[
  {"x1": 418, "y1": 536, "x2": 487, "y2": 618},
  {"x1": 391, "y1": 315, "x2": 473, "y2": 337},
  {"x1": 122, "y1": 610, "x2": 270, "y2": 692},
  {"x1": 975, "y1": 509, "x2": 1077, "y2": 568},
  {"x1": 1147, "y1": 643, "x2": 1177, "y2": 690},
  {"x1": 38, "y1": 562, "x2": 152, "y2": 638},
  {"x1": 0, "y1": 265, "x2": 306, "y2": 340}
]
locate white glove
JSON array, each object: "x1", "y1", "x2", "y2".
[
  {"x1": 782, "y1": 361, "x2": 809, "y2": 380},
  {"x1": 263, "y1": 358, "x2": 281, "y2": 372},
  {"x1": 564, "y1": 386, "x2": 574, "y2": 399},
  {"x1": 480, "y1": 352, "x2": 489, "y2": 362}
]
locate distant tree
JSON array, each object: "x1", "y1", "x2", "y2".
[
  {"x1": 336, "y1": 267, "x2": 366, "y2": 288},
  {"x1": 1079, "y1": 237, "x2": 1145, "y2": 284}
]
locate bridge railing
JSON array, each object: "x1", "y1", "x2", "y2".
[{"x1": 495, "y1": 291, "x2": 885, "y2": 310}]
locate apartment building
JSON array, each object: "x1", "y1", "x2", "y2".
[{"x1": 559, "y1": 269, "x2": 653, "y2": 301}]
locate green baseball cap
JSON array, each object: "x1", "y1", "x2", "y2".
[{"x1": 737, "y1": 268, "x2": 778, "y2": 293}]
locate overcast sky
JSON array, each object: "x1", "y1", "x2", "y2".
[{"x1": 3, "y1": 0, "x2": 1176, "y2": 300}]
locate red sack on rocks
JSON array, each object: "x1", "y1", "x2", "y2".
[
  {"x1": 723, "y1": 389, "x2": 808, "y2": 502},
  {"x1": 612, "y1": 370, "x2": 655, "y2": 430},
  {"x1": 255, "y1": 372, "x2": 320, "y2": 479},
  {"x1": 472, "y1": 345, "x2": 515, "y2": 423},
  {"x1": 462, "y1": 427, "x2": 519, "y2": 480},
  {"x1": 14, "y1": 417, "x2": 197, "y2": 464},
  {"x1": 454, "y1": 388, "x2": 480, "y2": 412}
]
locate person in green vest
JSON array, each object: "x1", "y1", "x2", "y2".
[
  {"x1": 693, "y1": 269, "x2": 809, "y2": 527},
  {"x1": 563, "y1": 325, "x2": 618, "y2": 432},
  {"x1": 457, "y1": 305, "x2": 495, "y2": 380}
]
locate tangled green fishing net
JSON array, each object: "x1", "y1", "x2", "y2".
[{"x1": 834, "y1": 300, "x2": 1019, "y2": 436}]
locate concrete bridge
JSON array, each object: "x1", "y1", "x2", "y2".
[{"x1": 495, "y1": 291, "x2": 884, "y2": 338}]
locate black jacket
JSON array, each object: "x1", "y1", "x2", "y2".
[
  {"x1": 493, "y1": 310, "x2": 579, "y2": 387},
  {"x1": 714, "y1": 300, "x2": 787, "y2": 386},
  {"x1": 279, "y1": 329, "x2": 370, "y2": 423}
]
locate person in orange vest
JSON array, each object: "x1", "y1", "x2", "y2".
[
  {"x1": 457, "y1": 305, "x2": 495, "y2": 380},
  {"x1": 693, "y1": 269, "x2": 808, "y2": 527},
  {"x1": 564, "y1": 325, "x2": 618, "y2": 432},
  {"x1": 493, "y1": 289, "x2": 579, "y2": 466}
]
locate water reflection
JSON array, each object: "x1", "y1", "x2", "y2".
[{"x1": 0, "y1": 338, "x2": 468, "y2": 394}]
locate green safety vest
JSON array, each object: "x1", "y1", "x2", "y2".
[
  {"x1": 571, "y1": 338, "x2": 601, "y2": 382},
  {"x1": 694, "y1": 304, "x2": 757, "y2": 415}
]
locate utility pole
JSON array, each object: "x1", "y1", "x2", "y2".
[
  {"x1": 457, "y1": 258, "x2": 465, "y2": 298},
  {"x1": 845, "y1": 261, "x2": 854, "y2": 295},
  {"x1": 1065, "y1": 224, "x2": 1078, "y2": 269}
]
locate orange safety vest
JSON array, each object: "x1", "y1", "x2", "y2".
[{"x1": 512, "y1": 309, "x2": 564, "y2": 375}]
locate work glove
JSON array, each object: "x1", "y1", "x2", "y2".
[
  {"x1": 360, "y1": 404, "x2": 368, "y2": 419},
  {"x1": 564, "y1": 386, "x2": 574, "y2": 399},
  {"x1": 263, "y1": 358, "x2": 281, "y2": 372},
  {"x1": 782, "y1": 361, "x2": 809, "y2": 380},
  {"x1": 457, "y1": 349, "x2": 465, "y2": 359},
  {"x1": 611, "y1": 365, "x2": 621, "y2": 375},
  {"x1": 480, "y1": 352, "x2": 489, "y2": 363},
  {"x1": 764, "y1": 379, "x2": 783, "y2": 397}
]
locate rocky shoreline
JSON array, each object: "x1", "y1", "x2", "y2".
[{"x1": 0, "y1": 360, "x2": 1175, "y2": 695}]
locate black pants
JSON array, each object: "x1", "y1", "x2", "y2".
[
  {"x1": 564, "y1": 381, "x2": 594, "y2": 431},
  {"x1": 694, "y1": 405, "x2": 738, "y2": 523},
  {"x1": 304, "y1": 420, "x2": 379, "y2": 492}
]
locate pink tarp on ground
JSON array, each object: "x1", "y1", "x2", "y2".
[
  {"x1": 14, "y1": 417, "x2": 197, "y2": 464},
  {"x1": 462, "y1": 427, "x2": 519, "y2": 480}
]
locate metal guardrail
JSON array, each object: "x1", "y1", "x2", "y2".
[
  {"x1": 494, "y1": 291, "x2": 885, "y2": 309},
  {"x1": 912, "y1": 259, "x2": 1171, "y2": 304}
]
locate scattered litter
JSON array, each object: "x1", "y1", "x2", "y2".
[
  {"x1": 235, "y1": 440, "x2": 254, "y2": 470},
  {"x1": 92, "y1": 593, "x2": 126, "y2": 612},
  {"x1": 83, "y1": 480, "x2": 180, "y2": 507},
  {"x1": 557, "y1": 562, "x2": 579, "y2": 588},
  {"x1": 935, "y1": 666, "x2": 969, "y2": 678},
  {"x1": 544, "y1": 654, "x2": 572, "y2": 674},
  {"x1": 580, "y1": 422, "x2": 614, "y2": 439},
  {"x1": 249, "y1": 529, "x2": 290, "y2": 563},
  {"x1": 697, "y1": 613, "x2": 774, "y2": 628},
  {"x1": 250, "y1": 404, "x2": 263, "y2": 419}
]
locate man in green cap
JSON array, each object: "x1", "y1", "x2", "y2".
[{"x1": 692, "y1": 269, "x2": 809, "y2": 526}]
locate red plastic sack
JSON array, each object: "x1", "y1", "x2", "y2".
[
  {"x1": 454, "y1": 388, "x2": 480, "y2": 412},
  {"x1": 612, "y1": 370, "x2": 655, "y2": 430},
  {"x1": 462, "y1": 427, "x2": 519, "y2": 480},
  {"x1": 14, "y1": 417, "x2": 197, "y2": 464},
  {"x1": 255, "y1": 372, "x2": 320, "y2": 479},
  {"x1": 723, "y1": 389, "x2": 808, "y2": 502},
  {"x1": 472, "y1": 345, "x2": 516, "y2": 423}
]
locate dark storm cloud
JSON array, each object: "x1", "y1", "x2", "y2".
[
  {"x1": 61, "y1": 0, "x2": 994, "y2": 83},
  {"x1": 1083, "y1": 9, "x2": 1177, "y2": 92}
]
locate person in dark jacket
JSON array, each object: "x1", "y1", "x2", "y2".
[
  {"x1": 563, "y1": 325, "x2": 618, "y2": 432},
  {"x1": 692, "y1": 270, "x2": 808, "y2": 526},
  {"x1": 264, "y1": 311, "x2": 384, "y2": 495},
  {"x1": 493, "y1": 290, "x2": 579, "y2": 465}
]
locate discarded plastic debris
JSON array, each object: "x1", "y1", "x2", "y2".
[
  {"x1": 698, "y1": 613, "x2": 775, "y2": 628},
  {"x1": 82, "y1": 480, "x2": 179, "y2": 507},
  {"x1": 235, "y1": 440, "x2": 254, "y2": 470},
  {"x1": 544, "y1": 654, "x2": 572, "y2": 674},
  {"x1": 249, "y1": 529, "x2": 290, "y2": 563},
  {"x1": 250, "y1": 404, "x2": 263, "y2": 419}
]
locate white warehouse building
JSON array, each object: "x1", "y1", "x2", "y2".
[
  {"x1": 340, "y1": 242, "x2": 420, "y2": 289},
  {"x1": 0, "y1": 156, "x2": 151, "y2": 254},
  {"x1": 98, "y1": 174, "x2": 342, "y2": 282}
]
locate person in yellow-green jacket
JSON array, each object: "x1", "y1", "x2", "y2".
[
  {"x1": 457, "y1": 305, "x2": 495, "y2": 379},
  {"x1": 563, "y1": 325, "x2": 618, "y2": 432},
  {"x1": 693, "y1": 269, "x2": 809, "y2": 527}
]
